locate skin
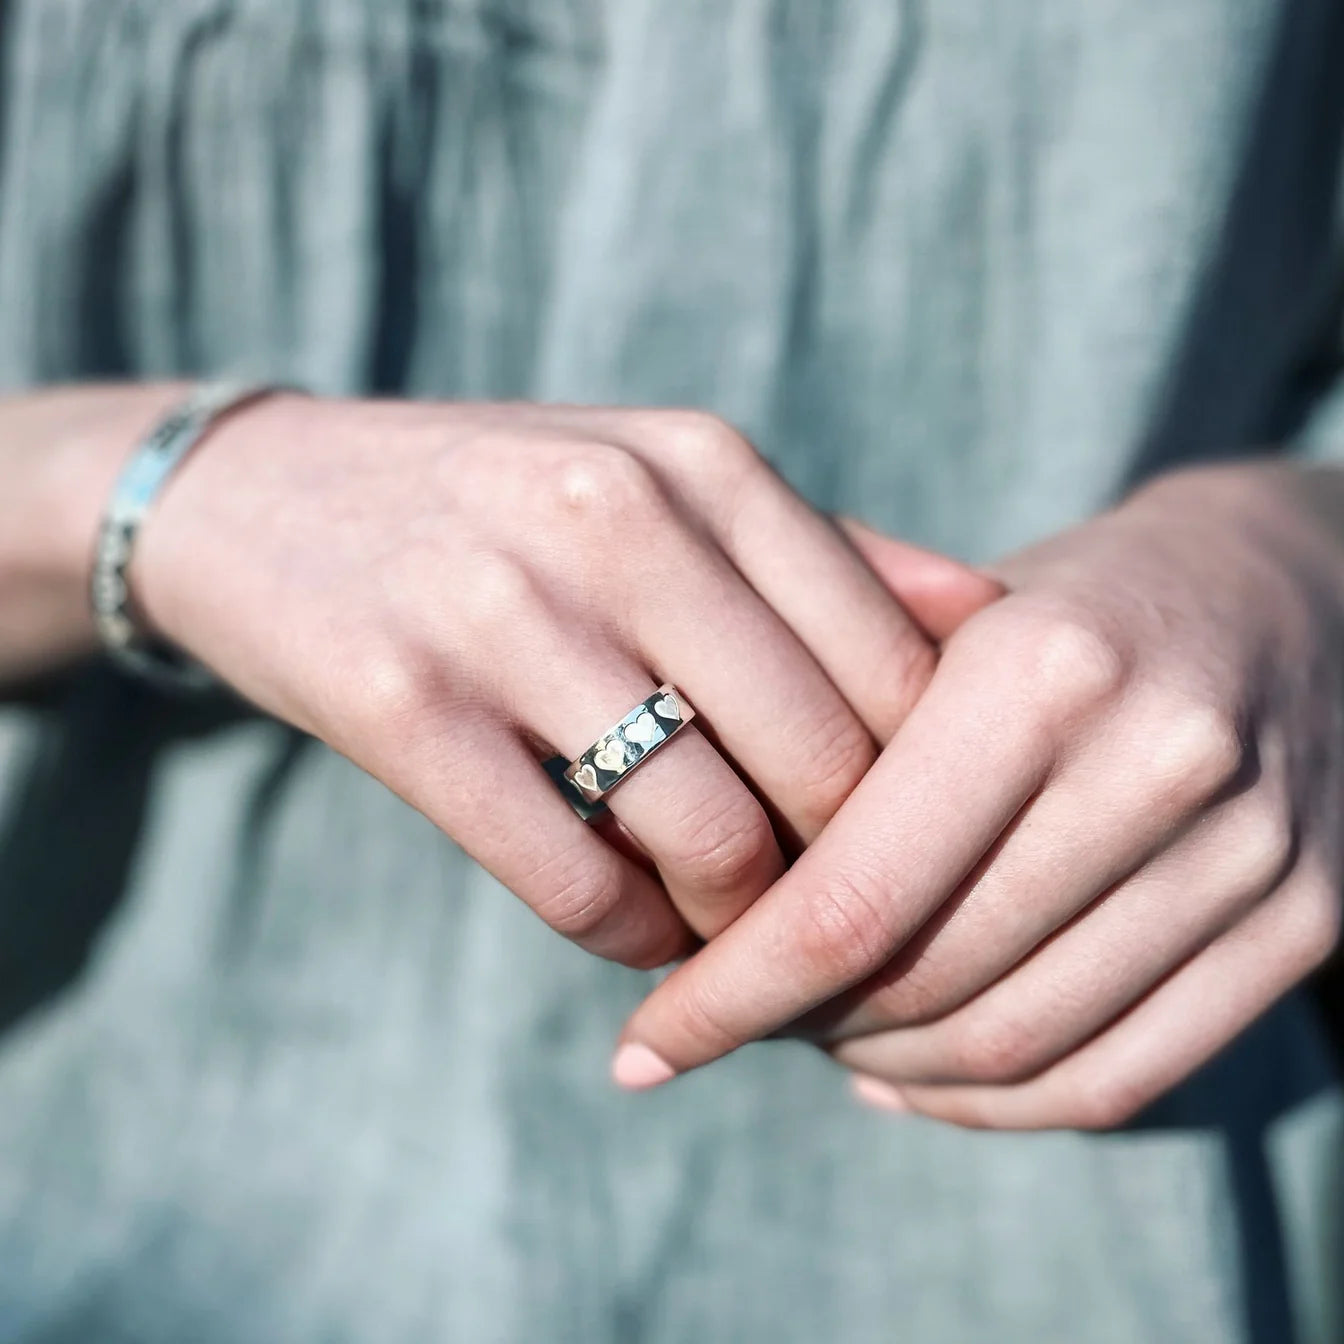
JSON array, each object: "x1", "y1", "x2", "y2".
[
  {"x1": 6, "y1": 386, "x2": 1339, "y2": 1131},
  {"x1": 616, "y1": 463, "x2": 1344, "y2": 1127},
  {"x1": 0, "y1": 384, "x2": 997, "y2": 967}
]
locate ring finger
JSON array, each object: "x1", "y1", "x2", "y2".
[{"x1": 517, "y1": 637, "x2": 786, "y2": 940}]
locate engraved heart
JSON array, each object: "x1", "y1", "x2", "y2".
[
  {"x1": 652, "y1": 693, "x2": 681, "y2": 723},
  {"x1": 572, "y1": 763, "x2": 599, "y2": 794},
  {"x1": 624, "y1": 711, "x2": 658, "y2": 745},
  {"x1": 593, "y1": 739, "x2": 629, "y2": 773}
]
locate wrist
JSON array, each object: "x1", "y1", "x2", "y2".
[
  {"x1": 1126, "y1": 459, "x2": 1344, "y2": 608},
  {"x1": 42, "y1": 384, "x2": 190, "y2": 582},
  {"x1": 0, "y1": 385, "x2": 190, "y2": 675},
  {"x1": 128, "y1": 387, "x2": 318, "y2": 657},
  {"x1": 1131, "y1": 457, "x2": 1335, "y2": 539}
]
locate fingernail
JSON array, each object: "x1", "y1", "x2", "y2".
[
  {"x1": 851, "y1": 1074, "x2": 910, "y2": 1113},
  {"x1": 611, "y1": 1042, "x2": 676, "y2": 1091}
]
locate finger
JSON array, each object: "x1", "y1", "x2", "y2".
[
  {"x1": 506, "y1": 430, "x2": 881, "y2": 849},
  {"x1": 516, "y1": 643, "x2": 785, "y2": 941},
  {"x1": 669, "y1": 427, "x2": 946, "y2": 744},
  {"x1": 612, "y1": 633, "x2": 1056, "y2": 1085},
  {"x1": 865, "y1": 864, "x2": 1336, "y2": 1130},
  {"x1": 809, "y1": 693, "x2": 1255, "y2": 1038},
  {"x1": 701, "y1": 474, "x2": 939, "y2": 744},
  {"x1": 626, "y1": 522, "x2": 881, "y2": 847},
  {"x1": 365, "y1": 708, "x2": 693, "y2": 969},
  {"x1": 832, "y1": 783, "x2": 1293, "y2": 1084},
  {"x1": 838, "y1": 518, "x2": 1005, "y2": 642},
  {"x1": 569, "y1": 408, "x2": 971, "y2": 744}
]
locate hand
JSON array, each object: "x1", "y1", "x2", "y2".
[
  {"x1": 614, "y1": 464, "x2": 1344, "y2": 1127},
  {"x1": 131, "y1": 393, "x2": 1000, "y2": 967}
]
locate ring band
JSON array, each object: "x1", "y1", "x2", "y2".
[{"x1": 564, "y1": 684, "x2": 695, "y2": 804}]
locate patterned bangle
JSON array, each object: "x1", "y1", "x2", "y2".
[{"x1": 90, "y1": 381, "x2": 285, "y2": 689}]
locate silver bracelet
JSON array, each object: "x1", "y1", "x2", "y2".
[{"x1": 90, "y1": 381, "x2": 284, "y2": 688}]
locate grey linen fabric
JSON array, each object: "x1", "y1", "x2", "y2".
[{"x1": 1, "y1": 1, "x2": 1343, "y2": 1340}]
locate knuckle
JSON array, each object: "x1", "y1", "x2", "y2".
[
  {"x1": 1283, "y1": 883, "x2": 1342, "y2": 978},
  {"x1": 653, "y1": 409, "x2": 759, "y2": 474},
  {"x1": 951, "y1": 1013, "x2": 1044, "y2": 1085},
  {"x1": 656, "y1": 973, "x2": 749, "y2": 1060},
  {"x1": 1150, "y1": 699, "x2": 1245, "y2": 807},
  {"x1": 1231, "y1": 797, "x2": 1297, "y2": 895},
  {"x1": 795, "y1": 866, "x2": 898, "y2": 985},
  {"x1": 998, "y1": 606, "x2": 1127, "y2": 718},
  {"x1": 346, "y1": 638, "x2": 438, "y2": 743},
  {"x1": 1067, "y1": 1075, "x2": 1149, "y2": 1131},
  {"x1": 622, "y1": 923, "x2": 691, "y2": 972},
  {"x1": 543, "y1": 442, "x2": 664, "y2": 525},
  {"x1": 864, "y1": 636, "x2": 938, "y2": 737},
  {"x1": 676, "y1": 791, "x2": 776, "y2": 894},
  {"x1": 527, "y1": 847, "x2": 625, "y2": 943},
  {"x1": 860, "y1": 948, "x2": 962, "y2": 1027},
  {"x1": 459, "y1": 551, "x2": 548, "y2": 639},
  {"x1": 794, "y1": 707, "x2": 878, "y2": 824}
]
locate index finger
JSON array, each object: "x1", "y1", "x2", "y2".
[{"x1": 609, "y1": 636, "x2": 1055, "y2": 1087}]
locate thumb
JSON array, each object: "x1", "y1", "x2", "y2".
[{"x1": 838, "y1": 517, "x2": 1005, "y2": 641}]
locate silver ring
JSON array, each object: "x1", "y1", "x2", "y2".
[{"x1": 564, "y1": 684, "x2": 695, "y2": 805}]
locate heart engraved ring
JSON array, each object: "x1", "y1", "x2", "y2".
[{"x1": 564, "y1": 684, "x2": 695, "y2": 805}]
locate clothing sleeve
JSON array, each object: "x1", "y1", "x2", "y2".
[
  {"x1": 1290, "y1": 143, "x2": 1344, "y2": 461},
  {"x1": 1295, "y1": 375, "x2": 1344, "y2": 460}
]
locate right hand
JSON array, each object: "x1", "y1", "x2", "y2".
[{"x1": 133, "y1": 394, "x2": 1001, "y2": 966}]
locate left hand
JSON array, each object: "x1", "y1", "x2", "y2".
[{"x1": 613, "y1": 463, "x2": 1344, "y2": 1129}]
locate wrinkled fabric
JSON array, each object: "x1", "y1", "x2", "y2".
[{"x1": 0, "y1": 2, "x2": 1343, "y2": 1341}]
